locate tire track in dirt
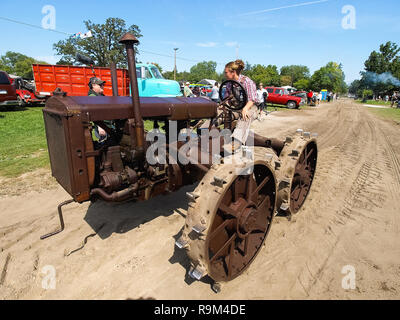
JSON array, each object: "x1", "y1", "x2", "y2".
[
  {"x1": 290, "y1": 102, "x2": 391, "y2": 297},
  {"x1": 365, "y1": 113, "x2": 400, "y2": 234},
  {"x1": 0, "y1": 253, "x2": 11, "y2": 285}
]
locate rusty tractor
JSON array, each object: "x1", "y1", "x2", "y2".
[{"x1": 41, "y1": 32, "x2": 318, "y2": 290}]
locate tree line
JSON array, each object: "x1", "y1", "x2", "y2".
[
  {"x1": 349, "y1": 41, "x2": 400, "y2": 98},
  {"x1": 162, "y1": 61, "x2": 347, "y2": 94},
  {"x1": 0, "y1": 52, "x2": 48, "y2": 79}
]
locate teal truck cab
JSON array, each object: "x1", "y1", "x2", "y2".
[{"x1": 135, "y1": 64, "x2": 182, "y2": 97}]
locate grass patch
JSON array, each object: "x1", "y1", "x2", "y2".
[
  {"x1": 367, "y1": 107, "x2": 400, "y2": 124},
  {"x1": 356, "y1": 100, "x2": 392, "y2": 106},
  {"x1": 0, "y1": 106, "x2": 49, "y2": 177}
]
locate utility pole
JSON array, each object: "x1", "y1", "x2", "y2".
[
  {"x1": 174, "y1": 48, "x2": 179, "y2": 80},
  {"x1": 236, "y1": 44, "x2": 240, "y2": 59}
]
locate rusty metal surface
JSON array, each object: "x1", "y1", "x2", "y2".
[
  {"x1": 43, "y1": 112, "x2": 73, "y2": 194},
  {"x1": 119, "y1": 32, "x2": 145, "y2": 153},
  {"x1": 252, "y1": 132, "x2": 285, "y2": 156},
  {"x1": 43, "y1": 105, "x2": 92, "y2": 203},
  {"x1": 110, "y1": 62, "x2": 119, "y2": 96},
  {"x1": 43, "y1": 95, "x2": 217, "y2": 121}
]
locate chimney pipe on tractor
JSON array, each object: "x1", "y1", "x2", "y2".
[
  {"x1": 110, "y1": 62, "x2": 119, "y2": 96},
  {"x1": 119, "y1": 32, "x2": 145, "y2": 154}
]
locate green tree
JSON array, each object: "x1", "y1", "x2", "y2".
[
  {"x1": 280, "y1": 65, "x2": 310, "y2": 86},
  {"x1": 310, "y1": 62, "x2": 346, "y2": 93},
  {"x1": 245, "y1": 64, "x2": 280, "y2": 87},
  {"x1": 148, "y1": 62, "x2": 163, "y2": 74},
  {"x1": 362, "y1": 41, "x2": 400, "y2": 94},
  {"x1": 189, "y1": 61, "x2": 218, "y2": 83},
  {"x1": 280, "y1": 75, "x2": 292, "y2": 86},
  {"x1": 162, "y1": 71, "x2": 174, "y2": 80},
  {"x1": 362, "y1": 89, "x2": 373, "y2": 101},
  {"x1": 364, "y1": 41, "x2": 400, "y2": 76},
  {"x1": 0, "y1": 51, "x2": 48, "y2": 79},
  {"x1": 53, "y1": 17, "x2": 142, "y2": 68},
  {"x1": 293, "y1": 78, "x2": 310, "y2": 91}
]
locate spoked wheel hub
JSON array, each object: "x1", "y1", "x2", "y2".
[{"x1": 179, "y1": 159, "x2": 277, "y2": 282}]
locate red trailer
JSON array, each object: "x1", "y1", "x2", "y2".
[{"x1": 32, "y1": 64, "x2": 130, "y2": 97}]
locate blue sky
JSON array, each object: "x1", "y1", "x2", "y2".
[{"x1": 0, "y1": 0, "x2": 399, "y2": 83}]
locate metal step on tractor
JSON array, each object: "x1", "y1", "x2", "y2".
[{"x1": 41, "y1": 32, "x2": 318, "y2": 292}]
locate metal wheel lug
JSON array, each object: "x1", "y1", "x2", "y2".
[
  {"x1": 186, "y1": 192, "x2": 200, "y2": 202},
  {"x1": 192, "y1": 224, "x2": 206, "y2": 234},
  {"x1": 213, "y1": 176, "x2": 226, "y2": 187},
  {"x1": 291, "y1": 150, "x2": 299, "y2": 157},
  {"x1": 189, "y1": 266, "x2": 206, "y2": 280},
  {"x1": 175, "y1": 237, "x2": 189, "y2": 249}
]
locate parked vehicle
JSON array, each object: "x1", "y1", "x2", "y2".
[
  {"x1": 135, "y1": 64, "x2": 182, "y2": 97},
  {"x1": 265, "y1": 87, "x2": 302, "y2": 109},
  {"x1": 33, "y1": 64, "x2": 130, "y2": 97},
  {"x1": 290, "y1": 91, "x2": 307, "y2": 105},
  {"x1": 0, "y1": 71, "x2": 18, "y2": 106},
  {"x1": 33, "y1": 63, "x2": 182, "y2": 98},
  {"x1": 11, "y1": 76, "x2": 45, "y2": 106}
]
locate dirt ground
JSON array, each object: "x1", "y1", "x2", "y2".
[{"x1": 1, "y1": 99, "x2": 399, "y2": 300}]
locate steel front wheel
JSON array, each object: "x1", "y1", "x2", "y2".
[
  {"x1": 277, "y1": 131, "x2": 318, "y2": 216},
  {"x1": 178, "y1": 158, "x2": 277, "y2": 282}
]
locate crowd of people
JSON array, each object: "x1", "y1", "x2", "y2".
[
  {"x1": 363, "y1": 91, "x2": 399, "y2": 108},
  {"x1": 306, "y1": 90, "x2": 337, "y2": 105}
]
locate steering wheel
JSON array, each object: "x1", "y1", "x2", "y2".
[{"x1": 219, "y1": 80, "x2": 248, "y2": 111}]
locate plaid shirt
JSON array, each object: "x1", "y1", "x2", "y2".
[{"x1": 238, "y1": 74, "x2": 259, "y2": 104}]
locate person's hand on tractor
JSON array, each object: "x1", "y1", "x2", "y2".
[
  {"x1": 98, "y1": 126, "x2": 107, "y2": 137},
  {"x1": 241, "y1": 103, "x2": 252, "y2": 121}
]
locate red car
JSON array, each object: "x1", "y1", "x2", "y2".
[
  {"x1": 0, "y1": 71, "x2": 18, "y2": 106},
  {"x1": 265, "y1": 87, "x2": 302, "y2": 109}
]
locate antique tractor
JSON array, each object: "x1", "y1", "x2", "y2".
[{"x1": 41, "y1": 33, "x2": 318, "y2": 289}]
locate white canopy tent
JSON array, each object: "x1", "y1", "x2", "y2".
[{"x1": 198, "y1": 79, "x2": 216, "y2": 86}]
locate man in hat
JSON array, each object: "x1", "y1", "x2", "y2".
[
  {"x1": 88, "y1": 77, "x2": 106, "y2": 96},
  {"x1": 88, "y1": 77, "x2": 108, "y2": 140},
  {"x1": 184, "y1": 82, "x2": 193, "y2": 97}
]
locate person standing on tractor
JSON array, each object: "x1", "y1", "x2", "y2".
[{"x1": 224, "y1": 59, "x2": 259, "y2": 150}]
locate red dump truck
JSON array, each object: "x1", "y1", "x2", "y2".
[{"x1": 32, "y1": 64, "x2": 130, "y2": 97}]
